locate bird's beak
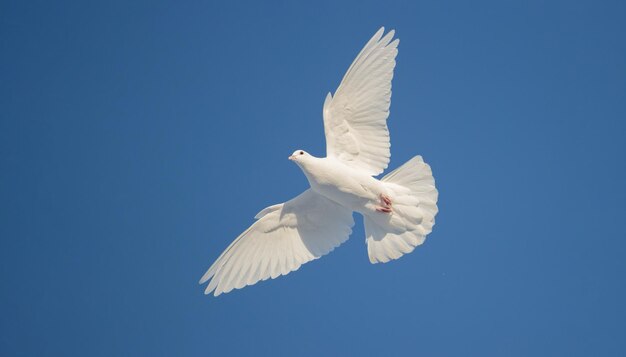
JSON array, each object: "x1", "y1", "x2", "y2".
[{"x1": 288, "y1": 155, "x2": 295, "y2": 161}]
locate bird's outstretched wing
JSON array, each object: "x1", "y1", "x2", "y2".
[
  {"x1": 323, "y1": 27, "x2": 399, "y2": 176},
  {"x1": 199, "y1": 190, "x2": 354, "y2": 296}
]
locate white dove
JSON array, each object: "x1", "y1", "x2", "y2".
[{"x1": 200, "y1": 27, "x2": 439, "y2": 296}]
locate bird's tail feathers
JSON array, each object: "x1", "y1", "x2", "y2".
[{"x1": 364, "y1": 155, "x2": 439, "y2": 263}]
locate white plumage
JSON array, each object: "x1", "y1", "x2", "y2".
[{"x1": 200, "y1": 27, "x2": 439, "y2": 296}]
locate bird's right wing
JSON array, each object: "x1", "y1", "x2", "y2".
[{"x1": 199, "y1": 189, "x2": 354, "y2": 296}]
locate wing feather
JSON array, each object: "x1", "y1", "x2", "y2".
[
  {"x1": 199, "y1": 190, "x2": 354, "y2": 296},
  {"x1": 323, "y1": 27, "x2": 399, "y2": 175}
]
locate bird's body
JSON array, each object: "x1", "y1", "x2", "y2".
[
  {"x1": 297, "y1": 155, "x2": 385, "y2": 215},
  {"x1": 200, "y1": 27, "x2": 439, "y2": 296}
]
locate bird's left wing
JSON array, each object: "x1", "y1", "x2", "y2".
[
  {"x1": 323, "y1": 27, "x2": 399, "y2": 176},
  {"x1": 199, "y1": 189, "x2": 354, "y2": 296}
]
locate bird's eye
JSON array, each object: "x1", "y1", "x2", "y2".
[{"x1": 300, "y1": 151, "x2": 304, "y2": 155}]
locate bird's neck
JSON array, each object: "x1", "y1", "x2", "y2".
[{"x1": 298, "y1": 157, "x2": 328, "y2": 188}]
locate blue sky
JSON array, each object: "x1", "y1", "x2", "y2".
[{"x1": 1, "y1": 0, "x2": 625, "y2": 355}]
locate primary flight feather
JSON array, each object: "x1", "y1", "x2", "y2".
[{"x1": 200, "y1": 27, "x2": 439, "y2": 296}]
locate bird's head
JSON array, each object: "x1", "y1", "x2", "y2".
[{"x1": 288, "y1": 150, "x2": 311, "y2": 165}]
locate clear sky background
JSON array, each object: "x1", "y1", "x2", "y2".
[{"x1": 2, "y1": 0, "x2": 625, "y2": 356}]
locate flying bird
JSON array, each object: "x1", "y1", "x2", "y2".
[{"x1": 200, "y1": 27, "x2": 439, "y2": 296}]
